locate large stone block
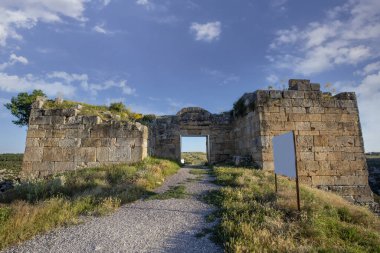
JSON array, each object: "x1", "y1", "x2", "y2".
[
  {"x1": 283, "y1": 90, "x2": 304, "y2": 99},
  {"x1": 312, "y1": 175, "x2": 335, "y2": 186},
  {"x1": 109, "y1": 147, "x2": 131, "y2": 162},
  {"x1": 43, "y1": 147, "x2": 75, "y2": 162},
  {"x1": 26, "y1": 138, "x2": 40, "y2": 147},
  {"x1": 288, "y1": 79, "x2": 311, "y2": 91},
  {"x1": 59, "y1": 138, "x2": 80, "y2": 148},
  {"x1": 28, "y1": 129, "x2": 46, "y2": 138},
  {"x1": 314, "y1": 135, "x2": 329, "y2": 147},
  {"x1": 54, "y1": 162, "x2": 75, "y2": 173},
  {"x1": 29, "y1": 116, "x2": 51, "y2": 125},
  {"x1": 75, "y1": 148, "x2": 96, "y2": 162},
  {"x1": 24, "y1": 147, "x2": 43, "y2": 162},
  {"x1": 96, "y1": 147, "x2": 110, "y2": 162}
]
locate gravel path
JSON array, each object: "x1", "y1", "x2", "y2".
[{"x1": 3, "y1": 167, "x2": 222, "y2": 253}]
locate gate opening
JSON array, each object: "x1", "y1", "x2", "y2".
[{"x1": 180, "y1": 136, "x2": 209, "y2": 165}]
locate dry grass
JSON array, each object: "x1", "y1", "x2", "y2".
[
  {"x1": 0, "y1": 157, "x2": 179, "y2": 250},
  {"x1": 43, "y1": 100, "x2": 144, "y2": 122},
  {"x1": 207, "y1": 166, "x2": 380, "y2": 253},
  {"x1": 181, "y1": 152, "x2": 207, "y2": 165}
]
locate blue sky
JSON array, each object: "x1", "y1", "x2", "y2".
[
  {"x1": 181, "y1": 137, "x2": 206, "y2": 153},
  {"x1": 0, "y1": 0, "x2": 379, "y2": 153}
]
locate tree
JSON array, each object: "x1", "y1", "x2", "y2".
[{"x1": 4, "y1": 90, "x2": 46, "y2": 127}]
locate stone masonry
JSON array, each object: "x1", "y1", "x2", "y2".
[
  {"x1": 21, "y1": 79, "x2": 373, "y2": 204},
  {"x1": 234, "y1": 80, "x2": 372, "y2": 203},
  {"x1": 21, "y1": 99, "x2": 148, "y2": 179}
]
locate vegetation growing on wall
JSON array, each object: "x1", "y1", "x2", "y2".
[
  {"x1": 233, "y1": 97, "x2": 247, "y2": 118},
  {"x1": 0, "y1": 158, "x2": 179, "y2": 250},
  {"x1": 205, "y1": 166, "x2": 380, "y2": 252},
  {"x1": 43, "y1": 100, "x2": 146, "y2": 122}
]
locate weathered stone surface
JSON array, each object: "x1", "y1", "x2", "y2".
[
  {"x1": 21, "y1": 79, "x2": 373, "y2": 205},
  {"x1": 23, "y1": 147, "x2": 43, "y2": 162}
]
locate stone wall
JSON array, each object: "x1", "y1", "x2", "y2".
[
  {"x1": 21, "y1": 100, "x2": 148, "y2": 179},
  {"x1": 234, "y1": 80, "x2": 372, "y2": 203},
  {"x1": 20, "y1": 79, "x2": 374, "y2": 204}
]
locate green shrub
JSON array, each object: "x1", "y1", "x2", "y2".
[{"x1": 109, "y1": 102, "x2": 126, "y2": 112}]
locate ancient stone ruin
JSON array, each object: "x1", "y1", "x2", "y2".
[{"x1": 21, "y1": 79, "x2": 373, "y2": 204}]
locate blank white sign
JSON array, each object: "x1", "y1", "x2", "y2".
[{"x1": 273, "y1": 131, "x2": 296, "y2": 179}]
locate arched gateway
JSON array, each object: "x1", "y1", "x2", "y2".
[{"x1": 149, "y1": 107, "x2": 234, "y2": 164}]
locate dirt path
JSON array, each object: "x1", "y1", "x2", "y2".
[{"x1": 3, "y1": 167, "x2": 221, "y2": 253}]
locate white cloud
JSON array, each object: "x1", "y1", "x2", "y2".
[
  {"x1": 355, "y1": 61, "x2": 380, "y2": 76},
  {"x1": 93, "y1": 24, "x2": 108, "y2": 34},
  {"x1": 190, "y1": 21, "x2": 221, "y2": 42},
  {"x1": 0, "y1": 72, "x2": 77, "y2": 97},
  {"x1": 0, "y1": 0, "x2": 87, "y2": 46},
  {"x1": 46, "y1": 71, "x2": 135, "y2": 96},
  {"x1": 89, "y1": 80, "x2": 136, "y2": 95},
  {"x1": 136, "y1": 0, "x2": 154, "y2": 10},
  {"x1": 269, "y1": 0, "x2": 380, "y2": 75},
  {"x1": 0, "y1": 53, "x2": 28, "y2": 70},
  {"x1": 336, "y1": 72, "x2": 380, "y2": 152},
  {"x1": 0, "y1": 71, "x2": 136, "y2": 98}
]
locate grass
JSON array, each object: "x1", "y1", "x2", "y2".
[
  {"x1": 43, "y1": 100, "x2": 144, "y2": 122},
  {"x1": 0, "y1": 157, "x2": 179, "y2": 250},
  {"x1": 147, "y1": 185, "x2": 187, "y2": 200},
  {"x1": 206, "y1": 166, "x2": 380, "y2": 253},
  {"x1": 0, "y1": 154, "x2": 23, "y2": 181},
  {"x1": 181, "y1": 152, "x2": 207, "y2": 165}
]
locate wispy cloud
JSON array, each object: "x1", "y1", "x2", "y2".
[
  {"x1": 267, "y1": 0, "x2": 380, "y2": 151},
  {"x1": 0, "y1": 72, "x2": 77, "y2": 97},
  {"x1": 335, "y1": 71, "x2": 380, "y2": 152},
  {"x1": 355, "y1": 61, "x2": 380, "y2": 76},
  {"x1": 271, "y1": 0, "x2": 288, "y2": 11},
  {"x1": 268, "y1": 0, "x2": 380, "y2": 75},
  {"x1": 136, "y1": 0, "x2": 154, "y2": 10},
  {"x1": 0, "y1": 71, "x2": 136, "y2": 98},
  {"x1": 0, "y1": 0, "x2": 87, "y2": 47},
  {"x1": 190, "y1": 21, "x2": 221, "y2": 42},
  {"x1": 0, "y1": 54, "x2": 28, "y2": 70},
  {"x1": 93, "y1": 23, "x2": 109, "y2": 34},
  {"x1": 202, "y1": 68, "x2": 240, "y2": 86}
]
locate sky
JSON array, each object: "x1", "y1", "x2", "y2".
[
  {"x1": 181, "y1": 136, "x2": 206, "y2": 153},
  {"x1": 0, "y1": 0, "x2": 379, "y2": 153}
]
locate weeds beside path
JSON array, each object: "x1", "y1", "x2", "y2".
[
  {"x1": 0, "y1": 158, "x2": 179, "y2": 251},
  {"x1": 2, "y1": 166, "x2": 221, "y2": 253},
  {"x1": 206, "y1": 166, "x2": 380, "y2": 253}
]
